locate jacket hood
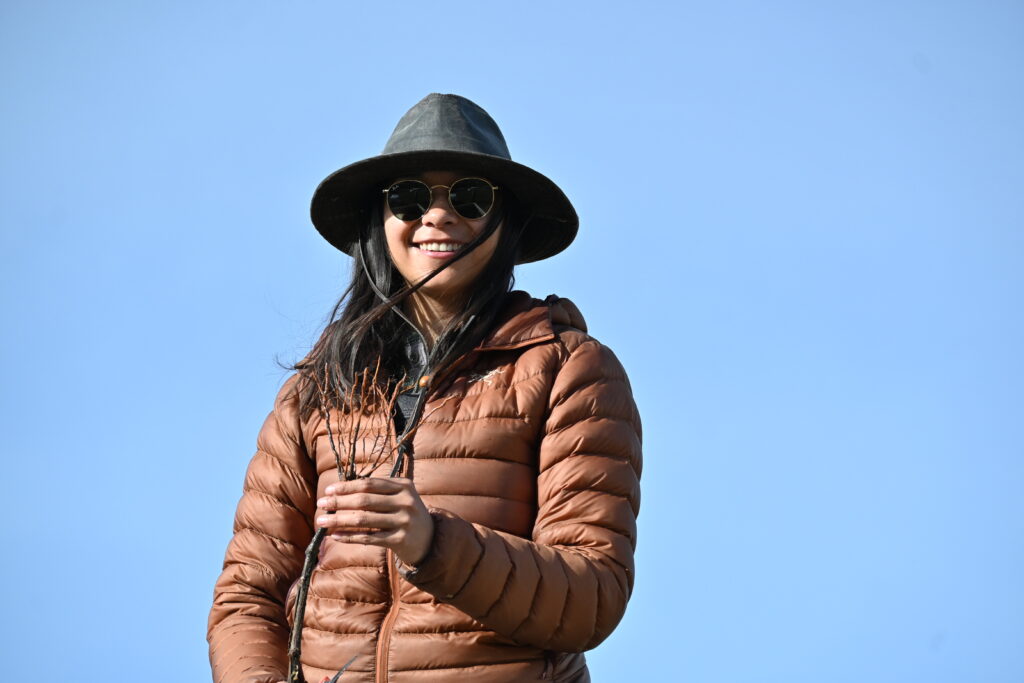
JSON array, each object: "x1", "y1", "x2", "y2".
[{"x1": 476, "y1": 291, "x2": 587, "y2": 352}]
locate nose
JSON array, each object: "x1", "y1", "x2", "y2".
[{"x1": 420, "y1": 187, "x2": 458, "y2": 227}]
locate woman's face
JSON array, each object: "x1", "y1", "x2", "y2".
[{"x1": 383, "y1": 170, "x2": 502, "y2": 300}]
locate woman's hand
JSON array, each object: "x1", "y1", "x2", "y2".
[{"x1": 316, "y1": 477, "x2": 434, "y2": 567}]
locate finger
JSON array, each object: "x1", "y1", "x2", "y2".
[
  {"x1": 317, "y1": 510, "x2": 407, "y2": 531},
  {"x1": 329, "y1": 528, "x2": 402, "y2": 547},
  {"x1": 317, "y1": 492, "x2": 405, "y2": 512},
  {"x1": 324, "y1": 477, "x2": 408, "y2": 496}
]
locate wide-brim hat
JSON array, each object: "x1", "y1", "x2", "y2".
[{"x1": 310, "y1": 93, "x2": 578, "y2": 264}]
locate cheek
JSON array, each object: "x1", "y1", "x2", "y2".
[
  {"x1": 475, "y1": 227, "x2": 502, "y2": 264},
  {"x1": 478, "y1": 241, "x2": 499, "y2": 269},
  {"x1": 383, "y1": 221, "x2": 407, "y2": 255}
]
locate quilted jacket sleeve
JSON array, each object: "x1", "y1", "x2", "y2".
[
  {"x1": 208, "y1": 376, "x2": 317, "y2": 683},
  {"x1": 401, "y1": 337, "x2": 642, "y2": 652}
]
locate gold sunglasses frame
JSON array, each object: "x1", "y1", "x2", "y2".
[{"x1": 382, "y1": 177, "x2": 500, "y2": 221}]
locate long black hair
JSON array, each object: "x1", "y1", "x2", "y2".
[{"x1": 292, "y1": 189, "x2": 527, "y2": 419}]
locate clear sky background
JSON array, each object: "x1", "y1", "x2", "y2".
[{"x1": 2, "y1": 2, "x2": 1021, "y2": 681}]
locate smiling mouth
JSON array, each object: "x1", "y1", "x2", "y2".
[{"x1": 414, "y1": 241, "x2": 463, "y2": 253}]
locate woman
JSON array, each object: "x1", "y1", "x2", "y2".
[{"x1": 208, "y1": 94, "x2": 642, "y2": 683}]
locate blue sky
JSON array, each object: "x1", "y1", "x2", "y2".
[{"x1": 1, "y1": 1, "x2": 1022, "y2": 681}]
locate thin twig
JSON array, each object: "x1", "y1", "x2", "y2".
[{"x1": 288, "y1": 365, "x2": 452, "y2": 680}]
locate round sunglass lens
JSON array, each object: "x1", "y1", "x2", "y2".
[
  {"x1": 387, "y1": 181, "x2": 431, "y2": 221},
  {"x1": 449, "y1": 179, "x2": 494, "y2": 219}
]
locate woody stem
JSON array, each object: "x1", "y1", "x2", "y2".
[{"x1": 288, "y1": 526, "x2": 328, "y2": 683}]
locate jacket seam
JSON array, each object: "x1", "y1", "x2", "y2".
[
  {"x1": 414, "y1": 454, "x2": 535, "y2": 468},
  {"x1": 317, "y1": 564, "x2": 387, "y2": 571},
  {"x1": 556, "y1": 489, "x2": 634, "y2": 506},
  {"x1": 588, "y1": 561, "x2": 601, "y2": 648},
  {"x1": 390, "y1": 628, "x2": 496, "y2": 635},
  {"x1": 547, "y1": 554, "x2": 574, "y2": 646},
  {"x1": 252, "y1": 447, "x2": 310, "y2": 488},
  {"x1": 306, "y1": 592, "x2": 387, "y2": 605},
  {"x1": 510, "y1": 545, "x2": 543, "y2": 639},
  {"x1": 542, "y1": 451, "x2": 635, "y2": 467},
  {"x1": 543, "y1": 412, "x2": 634, "y2": 438},
  {"x1": 240, "y1": 488, "x2": 311, "y2": 530},
  {"x1": 235, "y1": 524, "x2": 303, "y2": 550},
  {"x1": 538, "y1": 516, "x2": 633, "y2": 537},
  {"x1": 296, "y1": 625, "x2": 378, "y2": 636},
  {"x1": 449, "y1": 528, "x2": 486, "y2": 601},
  {"x1": 415, "y1": 492, "x2": 534, "y2": 502},
  {"x1": 391, "y1": 657, "x2": 549, "y2": 672},
  {"x1": 421, "y1": 414, "x2": 531, "y2": 426},
  {"x1": 212, "y1": 635, "x2": 282, "y2": 665},
  {"x1": 549, "y1": 375, "x2": 630, "y2": 411},
  {"x1": 241, "y1": 486, "x2": 303, "y2": 511},
  {"x1": 481, "y1": 542, "x2": 516, "y2": 618},
  {"x1": 222, "y1": 558, "x2": 278, "y2": 579}
]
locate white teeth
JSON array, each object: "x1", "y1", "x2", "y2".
[{"x1": 418, "y1": 242, "x2": 461, "y2": 252}]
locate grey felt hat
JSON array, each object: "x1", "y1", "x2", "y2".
[{"x1": 310, "y1": 93, "x2": 578, "y2": 264}]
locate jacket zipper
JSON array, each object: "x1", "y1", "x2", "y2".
[
  {"x1": 376, "y1": 550, "x2": 401, "y2": 683},
  {"x1": 373, "y1": 342, "x2": 473, "y2": 682},
  {"x1": 377, "y1": 367, "x2": 431, "y2": 682}
]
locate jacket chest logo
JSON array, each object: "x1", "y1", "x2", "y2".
[{"x1": 467, "y1": 367, "x2": 505, "y2": 386}]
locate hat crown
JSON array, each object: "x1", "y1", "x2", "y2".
[{"x1": 381, "y1": 93, "x2": 511, "y2": 160}]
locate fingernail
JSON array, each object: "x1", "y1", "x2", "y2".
[
  {"x1": 317, "y1": 498, "x2": 327, "y2": 507},
  {"x1": 325, "y1": 485, "x2": 335, "y2": 494},
  {"x1": 317, "y1": 516, "x2": 329, "y2": 526}
]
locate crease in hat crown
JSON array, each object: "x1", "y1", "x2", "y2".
[
  {"x1": 382, "y1": 93, "x2": 512, "y2": 159},
  {"x1": 310, "y1": 93, "x2": 578, "y2": 264}
]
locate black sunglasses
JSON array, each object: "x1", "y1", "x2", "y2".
[{"x1": 383, "y1": 177, "x2": 499, "y2": 222}]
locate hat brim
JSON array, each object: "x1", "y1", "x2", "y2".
[{"x1": 310, "y1": 149, "x2": 578, "y2": 265}]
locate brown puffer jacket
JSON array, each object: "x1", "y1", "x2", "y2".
[{"x1": 208, "y1": 292, "x2": 643, "y2": 683}]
